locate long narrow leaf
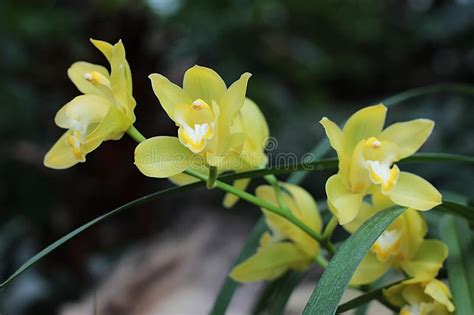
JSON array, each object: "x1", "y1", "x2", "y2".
[
  {"x1": 436, "y1": 201, "x2": 474, "y2": 225},
  {"x1": 251, "y1": 271, "x2": 305, "y2": 315},
  {"x1": 209, "y1": 218, "x2": 267, "y2": 315},
  {"x1": 0, "y1": 182, "x2": 202, "y2": 288},
  {"x1": 439, "y1": 215, "x2": 474, "y2": 315},
  {"x1": 336, "y1": 279, "x2": 404, "y2": 313},
  {"x1": 303, "y1": 207, "x2": 406, "y2": 315}
]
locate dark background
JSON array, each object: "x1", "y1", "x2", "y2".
[{"x1": 1, "y1": 0, "x2": 473, "y2": 314}]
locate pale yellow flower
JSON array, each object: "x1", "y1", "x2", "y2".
[
  {"x1": 135, "y1": 66, "x2": 254, "y2": 178},
  {"x1": 44, "y1": 39, "x2": 135, "y2": 169},
  {"x1": 321, "y1": 104, "x2": 441, "y2": 224}
]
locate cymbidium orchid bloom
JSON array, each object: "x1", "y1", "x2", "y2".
[
  {"x1": 384, "y1": 278, "x2": 455, "y2": 315},
  {"x1": 44, "y1": 39, "x2": 136, "y2": 169},
  {"x1": 134, "y1": 66, "x2": 253, "y2": 178},
  {"x1": 321, "y1": 104, "x2": 442, "y2": 224},
  {"x1": 344, "y1": 193, "x2": 448, "y2": 285},
  {"x1": 230, "y1": 184, "x2": 321, "y2": 282},
  {"x1": 151, "y1": 96, "x2": 269, "y2": 208}
]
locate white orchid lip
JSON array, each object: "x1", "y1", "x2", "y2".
[
  {"x1": 363, "y1": 137, "x2": 400, "y2": 194},
  {"x1": 372, "y1": 229, "x2": 401, "y2": 262},
  {"x1": 366, "y1": 160, "x2": 400, "y2": 194},
  {"x1": 176, "y1": 98, "x2": 218, "y2": 153}
]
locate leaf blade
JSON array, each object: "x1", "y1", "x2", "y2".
[
  {"x1": 209, "y1": 218, "x2": 267, "y2": 315},
  {"x1": 439, "y1": 215, "x2": 474, "y2": 315},
  {"x1": 302, "y1": 207, "x2": 406, "y2": 315}
]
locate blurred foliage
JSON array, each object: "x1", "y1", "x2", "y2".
[{"x1": 0, "y1": 0, "x2": 473, "y2": 314}]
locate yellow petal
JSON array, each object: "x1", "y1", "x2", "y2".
[
  {"x1": 44, "y1": 131, "x2": 85, "y2": 169},
  {"x1": 134, "y1": 136, "x2": 194, "y2": 178},
  {"x1": 67, "y1": 62, "x2": 111, "y2": 97},
  {"x1": 218, "y1": 72, "x2": 251, "y2": 127},
  {"x1": 383, "y1": 281, "x2": 408, "y2": 307},
  {"x1": 425, "y1": 279, "x2": 455, "y2": 312},
  {"x1": 256, "y1": 185, "x2": 319, "y2": 257},
  {"x1": 397, "y1": 208, "x2": 427, "y2": 261},
  {"x1": 401, "y1": 283, "x2": 429, "y2": 305},
  {"x1": 229, "y1": 242, "x2": 310, "y2": 282},
  {"x1": 388, "y1": 172, "x2": 442, "y2": 210},
  {"x1": 55, "y1": 95, "x2": 111, "y2": 129},
  {"x1": 379, "y1": 119, "x2": 434, "y2": 159},
  {"x1": 283, "y1": 183, "x2": 323, "y2": 233},
  {"x1": 320, "y1": 117, "x2": 344, "y2": 154},
  {"x1": 149, "y1": 73, "x2": 192, "y2": 121},
  {"x1": 350, "y1": 251, "x2": 390, "y2": 285},
  {"x1": 343, "y1": 201, "x2": 379, "y2": 233},
  {"x1": 183, "y1": 65, "x2": 227, "y2": 106},
  {"x1": 343, "y1": 104, "x2": 387, "y2": 153},
  {"x1": 326, "y1": 174, "x2": 363, "y2": 225},
  {"x1": 206, "y1": 133, "x2": 246, "y2": 167},
  {"x1": 90, "y1": 38, "x2": 113, "y2": 63},
  {"x1": 400, "y1": 239, "x2": 448, "y2": 280},
  {"x1": 223, "y1": 178, "x2": 251, "y2": 208},
  {"x1": 110, "y1": 40, "x2": 135, "y2": 120},
  {"x1": 320, "y1": 117, "x2": 350, "y2": 183},
  {"x1": 83, "y1": 105, "x2": 129, "y2": 152},
  {"x1": 349, "y1": 140, "x2": 371, "y2": 193},
  {"x1": 236, "y1": 98, "x2": 269, "y2": 168}
]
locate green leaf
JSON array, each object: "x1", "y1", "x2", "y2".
[
  {"x1": 209, "y1": 218, "x2": 267, "y2": 315},
  {"x1": 0, "y1": 182, "x2": 202, "y2": 289},
  {"x1": 381, "y1": 83, "x2": 474, "y2": 107},
  {"x1": 335, "y1": 280, "x2": 404, "y2": 313},
  {"x1": 439, "y1": 215, "x2": 474, "y2": 315},
  {"x1": 302, "y1": 207, "x2": 406, "y2": 315},
  {"x1": 251, "y1": 271, "x2": 305, "y2": 315},
  {"x1": 436, "y1": 201, "x2": 474, "y2": 225}
]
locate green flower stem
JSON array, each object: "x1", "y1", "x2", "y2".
[
  {"x1": 126, "y1": 125, "x2": 146, "y2": 143},
  {"x1": 322, "y1": 215, "x2": 339, "y2": 241},
  {"x1": 264, "y1": 174, "x2": 291, "y2": 215},
  {"x1": 207, "y1": 166, "x2": 218, "y2": 189},
  {"x1": 314, "y1": 255, "x2": 329, "y2": 269},
  {"x1": 184, "y1": 169, "x2": 324, "y2": 243},
  {"x1": 124, "y1": 127, "x2": 324, "y2": 244},
  {"x1": 321, "y1": 215, "x2": 339, "y2": 255}
]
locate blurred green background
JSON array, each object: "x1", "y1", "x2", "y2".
[{"x1": 1, "y1": 0, "x2": 473, "y2": 314}]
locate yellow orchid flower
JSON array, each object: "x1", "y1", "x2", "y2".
[
  {"x1": 159, "y1": 97, "x2": 269, "y2": 208},
  {"x1": 344, "y1": 192, "x2": 448, "y2": 286},
  {"x1": 134, "y1": 66, "x2": 252, "y2": 178},
  {"x1": 321, "y1": 104, "x2": 442, "y2": 224},
  {"x1": 383, "y1": 278, "x2": 455, "y2": 315},
  {"x1": 230, "y1": 184, "x2": 321, "y2": 282},
  {"x1": 44, "y1": 39, "x2": 136, "y2": 169}
]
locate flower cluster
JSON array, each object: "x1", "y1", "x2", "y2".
[
  {"x1": 43, "y1": 39, "x2": 456, "y2": 315},
  {"x1": 321, "y1": 106, "x2": 454, "y2": 314}
]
